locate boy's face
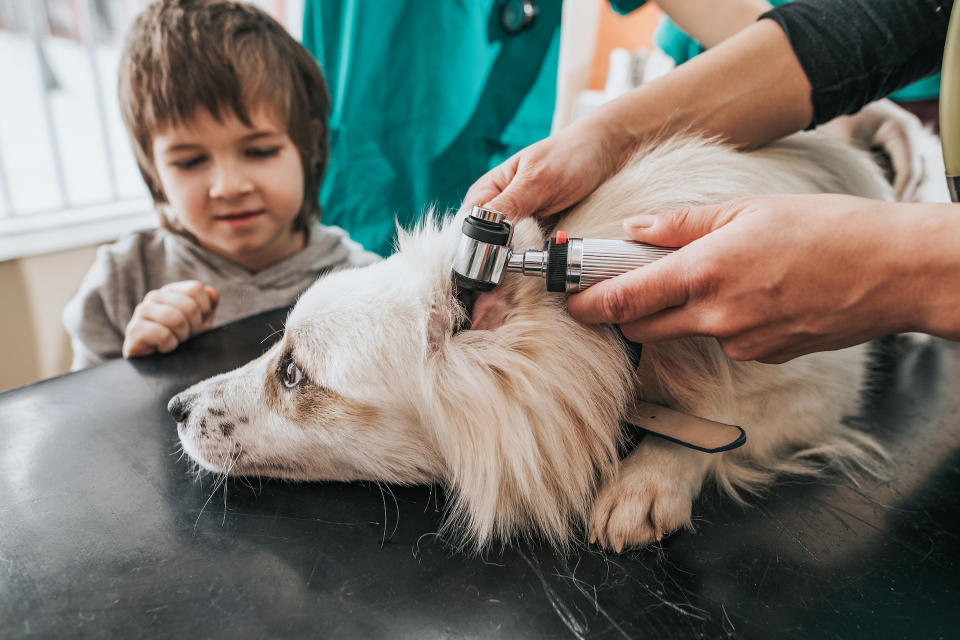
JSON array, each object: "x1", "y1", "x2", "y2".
[{"x1": 152, "y1": 106, "x2": 305, "y2": 272}]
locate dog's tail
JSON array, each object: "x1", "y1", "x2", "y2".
[{"x1": 710, "y1": 422, "x2": 891, "y2": 503}]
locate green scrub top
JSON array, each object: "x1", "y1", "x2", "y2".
[
  {"x1": 648, "y1": 0, "x2": 940, "y2": 105},
  {"x1": 302, "y1": 0, "x2": 566, "y2": 256}
]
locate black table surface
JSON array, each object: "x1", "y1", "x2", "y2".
[{"x1": 2, "y1": 308, "x2": 959, "y2": 639}]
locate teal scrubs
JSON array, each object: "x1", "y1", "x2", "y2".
[
  {"x1": 303, "y1": 1, "x2": 567, "y2": 256},
  {"x1": 646, "y1": 0, "x2": 940, "y2": 104}
]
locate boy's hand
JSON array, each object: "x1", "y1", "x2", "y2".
[{"x1": 123, "y1": 281, "x2": 220, "y2": 358}]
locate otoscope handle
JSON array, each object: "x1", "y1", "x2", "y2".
[
  {"x1": 573, "y1": 237, "x2": 675, "y2": 292},
  {"x1": 506, "y1": 232, "x2": 675, "y2": 292}
]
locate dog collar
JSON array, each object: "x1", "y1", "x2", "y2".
[{"x1": 614, "y1": 326, "x2": 746, "y2": 454}]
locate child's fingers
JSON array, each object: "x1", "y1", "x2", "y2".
[
  {"x1": 163, "y1": 280, "x2": 216, "y2": 319},
  {"x1": 204, "y1": 286, "x2": 220, "y2": 309},
  {"x1": 123, "y1": 281, "x2": 219, "y2": 360},
  {"x1": 122, "y1": 318, "x2": 179, "y2": 358},
  {"x1": 137, "y1": 292, "x2": 200, "y2": 340}
]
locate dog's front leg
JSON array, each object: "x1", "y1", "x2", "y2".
[{"x1": 589, "y1": 437, "x2": 712, "y2": 551}]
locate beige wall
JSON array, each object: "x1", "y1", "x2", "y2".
[{"x1": 0, "y1": 245, "x2": 99, "y2": 391}]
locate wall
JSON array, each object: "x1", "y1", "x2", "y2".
[
  {"x1": 589, "y1": 3, "x2": 660, "y2": 90},
  {"x1": 0, "y1": 244, "x2": 98, "y2": 391},
  {"x1": 554, "y1": 2, "x2": 660, "y2": 130}
]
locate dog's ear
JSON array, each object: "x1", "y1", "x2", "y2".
[
  {"x1": 465, "y1": 289, "x2": 511, "y2": 331},
  {"x1": 422, "y1": 323, "x2": 631, "y2": 551}
]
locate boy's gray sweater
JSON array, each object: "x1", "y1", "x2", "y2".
[{"x1": 62, "y1": 224, "x2": 380, "y2": 370}]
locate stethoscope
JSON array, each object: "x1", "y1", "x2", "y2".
[{"x1": 499, "y1": 0, "x2": 538, "y2": 35}]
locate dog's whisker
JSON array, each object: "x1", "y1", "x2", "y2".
[
  {"x1": 383, "y1": 483, "x2": 400, "y2": 541},
  {"x1": 238, "y1": 469, "x2": 258, "y2": 493},
  {"x1": 170, "y1": 443, "x2": 188, "y2": 464},
  {"x1": 221, "y1": 444, "x2": 242, "y2": 525},
  {"x1": 194, "y1": 446, "x2": 236, "y2": 531},
  {"x1": 412, "y1": 531, "x2": 440, "y2": 560},
  {"x1": 375, "y1": 482, "x2": 388, "y2": 548},
  {"x1": 260, "y1": 324, "x2": 284, "y2": 345},
  {"x1": 194, "y1": 479, "x2": 219, "y2": 531}
]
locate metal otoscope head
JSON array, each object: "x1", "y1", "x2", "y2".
[{"x1": 451, "y1": 206, "x2": 514, "y2": 292}]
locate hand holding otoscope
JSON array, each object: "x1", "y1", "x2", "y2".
[{"x1": 451, "y1": 206, "x2": 675, "y2": 294}]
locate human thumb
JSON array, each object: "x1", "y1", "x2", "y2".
[
  {"x1": 482, "y1": 179, "x2": 545, "y2": 219},
  {"x1": 462, "y1": 157, "x2": 535, "y2": 219},
  {"x1": 622, "y1": 201, "x2": 745, "y2": 247},
  {"x1": 482, "y1": 161, "x2": 565, "y2": 219}
]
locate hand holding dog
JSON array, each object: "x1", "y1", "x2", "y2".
[
  {"x1": 463, "y1": 114, "x2": 628, "y2": 219},
  {"x1": 123, "y1": 280, "x2": 219, "y2": 358},
  {"x1": 566, "y1": 195, "x2": 960, "y2": 363},
  {"x1": 463, "y1": 20, "x2": 813, "y2": 221}
]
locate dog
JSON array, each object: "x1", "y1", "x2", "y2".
[{"x1": 169, "y1": 133, "x2": 892, "y2": 552}]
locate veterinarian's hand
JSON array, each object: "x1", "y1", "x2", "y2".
[
  {"x1": 818, "y1": 99, "x2": 929, "y2": 202},
  {"x1": 566, "y1": 195, "x2": 960, "y2": 363},
  {"x1": 123, "y1": 280, "x2": 220, "y2": 358},
  {"x1": 464, "y1": 19, "x2": 813, "y2": 219},
  {"x1": 463, "y1": 115, "x2": 630, "y2": 219}
]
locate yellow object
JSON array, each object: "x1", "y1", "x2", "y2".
[{"x1": 940, "y1": 3, "x2": 960, "y2": 199}]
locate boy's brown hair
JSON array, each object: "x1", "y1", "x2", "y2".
[{"x1": 118, "y1": 0, "x2": 330, "y2": 236}]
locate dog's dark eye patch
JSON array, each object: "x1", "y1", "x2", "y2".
[
  {"x1": 261, "y1": 349, "x2": 380, "y2": 427},
  {"x1": 276, "y1": 349, "x2": 308, "y2": 389},
  {"x1": 208, "y1": 407, "x2": 225, "y2": 417}
]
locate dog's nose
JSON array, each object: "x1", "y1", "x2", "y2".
[{"x1": 167, "y1": 394, "x2": 191, "y2": 423}]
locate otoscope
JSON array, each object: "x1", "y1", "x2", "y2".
[{"x1": 451, "y1": 206, "x2": 675, "y2": 293}]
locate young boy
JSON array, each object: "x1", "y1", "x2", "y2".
[{"x1": 63, "y1": 0, "x2": 378, "y2": 370}]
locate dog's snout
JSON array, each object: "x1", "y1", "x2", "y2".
[{"x1": 168, "y1": 394, "x2": 192, "y2": 423}]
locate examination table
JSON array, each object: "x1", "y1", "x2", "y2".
[{"x1": 2, "y1": 308, "x2": 959, "y2": 639}]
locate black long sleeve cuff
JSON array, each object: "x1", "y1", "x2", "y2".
[{"x1": 762, "y1": 0, "x2": 952, "y2": 127}]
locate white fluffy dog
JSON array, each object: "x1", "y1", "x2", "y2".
[{"x1": 170, "y1": 134, "x2": 891, "y2": 552}]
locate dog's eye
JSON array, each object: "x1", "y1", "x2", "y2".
[{"x1": 282, "y1": 360, "x2": 304, "y2": 389}]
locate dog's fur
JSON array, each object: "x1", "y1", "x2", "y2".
[{"x1": 171, "y1": 134, "x2": 891, "y2": 552}]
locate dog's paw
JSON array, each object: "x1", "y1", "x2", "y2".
[
  {"x1": 589, "y1": 443, "x2": 706, "y2": 551},
  {"x1": 588, "y1": 471, "x2": 693, "y2": 551}
]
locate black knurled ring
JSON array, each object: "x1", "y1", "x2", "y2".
[{"x1": 546, "y1": 238, "x2": 567, "y2": 292}]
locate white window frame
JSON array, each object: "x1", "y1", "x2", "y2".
[{"x1": 0, "y1": 198, "x2": 156, "y2": 261}]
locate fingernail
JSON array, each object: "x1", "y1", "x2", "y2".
[{"x1": 624, "y1": 215, "x2": 655, "y2": 229}]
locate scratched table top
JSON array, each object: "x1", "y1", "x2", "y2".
[{"x1": 1, "y1": 308, "x2": 958, "y2": 639}]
